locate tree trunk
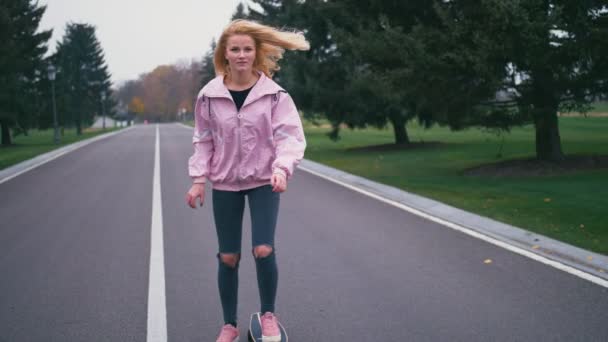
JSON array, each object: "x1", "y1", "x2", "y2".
[
  {"x1": 76, "y1": 109, "x2": 82, "y2": 135},
  {"x1": 530, "y1": 62, "x2": 563, "y2": 162},
  {"x1": 534, "y1": 108, "x2": 564, "y2": 161},
  {"x1": 75, "y1": 96, "x2": 82, "y2": 135},
  {"x1": 389, "y1": 114, "x2": 410, "y2": 144},
  {"x1": 1, "y1": 119, "x2": 12, "y2": 146}
]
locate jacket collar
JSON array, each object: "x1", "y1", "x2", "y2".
[{"x1": 201, "y1": 71, "x2": 284, "y2": 106}]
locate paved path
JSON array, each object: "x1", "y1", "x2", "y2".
[{"x1": 1, "y1": 124, "x2": 607, "y2": 341}]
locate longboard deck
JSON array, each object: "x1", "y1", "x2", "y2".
[{"x1": 248, "y1": 312, "x2": 288, "y2": 342}]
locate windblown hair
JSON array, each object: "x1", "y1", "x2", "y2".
[{"x1": 214, "y1": 19, "x2": 310, "y2": 78}]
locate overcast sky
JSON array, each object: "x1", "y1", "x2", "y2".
[{"x1": 39, "y1": 0, "x2": 244, "y2": 86}]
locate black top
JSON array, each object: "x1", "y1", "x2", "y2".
[{"x1": 229, "y1": 85, "x2": 254, "y2": 112}]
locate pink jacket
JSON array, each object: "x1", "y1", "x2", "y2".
[{"x1": 188, "y1": 72, "x2": 306, "y2": 191}]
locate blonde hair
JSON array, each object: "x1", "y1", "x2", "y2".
[{"x1": 214, "y1": 19, "x2": 310, "y2": 78}]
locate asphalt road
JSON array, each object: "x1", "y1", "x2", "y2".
[{"x1": 1, "y1": 123, "x2": 607, "y2": 342}]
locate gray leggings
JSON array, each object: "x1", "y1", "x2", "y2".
[{"x1": 212, "y1": 185, "x2": 280, "y2": 325}]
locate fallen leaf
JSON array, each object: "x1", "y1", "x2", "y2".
[
  {"x1": 587, "y1": 256, "x2": 593, "y2": 261},
  {"x1": 599, "y1": 269, "x2": 605, "y2": 273},
  {"x1": 484, "y1": 259, "x2": 493, "y2": 264},
  {"x1": 532, "y1": 245, "x2": 540, "y2": 249}
]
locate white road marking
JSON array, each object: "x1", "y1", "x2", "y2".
[
  {"x1": 298, "y1": 166, "x2": 608, "y2": 289},
  {"x1": 147, "y1": 125, "x2": 168, "y2": 341}
]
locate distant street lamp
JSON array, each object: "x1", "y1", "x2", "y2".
[
  {"x1": 47, "y1": 65, "x2": 60, "y2": 144},
  {"x1": 101, "y1": 91, "x2": 106, "y2": 130}
]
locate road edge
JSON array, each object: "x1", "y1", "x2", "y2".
[
  {"x1": 0, "y1": 126, "x2": 135, "y2": 185},
  {"x1": 298, "y1": 159, "x2": 608, "y2": 285}
]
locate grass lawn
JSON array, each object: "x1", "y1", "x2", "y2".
[
  {"x1": 590, "y1": 102, "x2": 608, "y2": 113},
  {"x1": 0, "y1": 127, "x2": 122, "y2": 170},
  {"x1": 303, "y1": 116, "x2": 608, "y2": 255}
]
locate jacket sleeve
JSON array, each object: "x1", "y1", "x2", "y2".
[
  {"x1": 188, "y1": 95, "x2": 214, "y2": 183},
  {"x1": 271, "y1": 91, "x2": 306, "y2": 180}
]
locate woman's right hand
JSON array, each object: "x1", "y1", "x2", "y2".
[{"x1": 186, "y1": 183, "x2": 205, "y2": 208}]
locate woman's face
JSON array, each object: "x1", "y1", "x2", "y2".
[{"x1": 225, "y1": 34, "x2": 256, "y2": 74}]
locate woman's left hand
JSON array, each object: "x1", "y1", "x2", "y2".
[{"x1": 271, "y1": 173, "x2": 287, "y2": 193}]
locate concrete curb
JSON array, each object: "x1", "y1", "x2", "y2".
[
  {"x1": 0, "y1": 126, "x2": 135, "y2": 185},
  {"x1": 298, "y1": 159, "x2": 608, "y2": 283}
]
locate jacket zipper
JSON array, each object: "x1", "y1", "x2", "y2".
[
  {"x1": 235, "y1": 95, "x2": 255, "y2": 187},
  {"x1": 213, "y1": 88, "x2": 269, "y2": 188},
  {"x1": 209, "y1": 94, "x2": 243, "y2": 187},
  {"x1": 236, "y1": 105, "x2": 242, "y2": 187}
]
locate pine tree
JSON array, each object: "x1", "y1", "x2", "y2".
[
  {"x1": 53, "y1": 23, "x2": 112, "y2": 135},
  {"x1": 0, "y1": 0, "x2": 52, "y2": 145},
  {"x1": 232, "y1": 2, "x2": 247, "y2": 20},
  {"x1": 200, "y1": 40, "x2": 217, "y2": 89}
]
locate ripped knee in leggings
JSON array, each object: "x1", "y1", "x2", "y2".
[
  {"x1": 218, "y1": 253, "x2": 241, "y2": 268},
  {"x1": 252, "y1": 245, "x2": 274, "y2": 259}
]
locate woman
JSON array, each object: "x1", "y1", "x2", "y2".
[{"x1": 186, "y1": 19, "x2": 309, "y2": 342}]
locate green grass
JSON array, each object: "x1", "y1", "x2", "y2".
[
  {"x1": 0, "y1": 127, "x2": 122, "y2": 170},
  {"x1": 590, "y1": 102, "x2": 608, "y2": 113},
  {"x1": 304, "y1": 117, "x2": 608, "y2": 255}
]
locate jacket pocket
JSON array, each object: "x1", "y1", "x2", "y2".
[{"x1": 256, "y1": 137, "x2": 275, "y2": 175}]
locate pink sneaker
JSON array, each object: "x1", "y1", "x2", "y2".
[
  {"x1": 216, "y1": 324, "x2": 239, "y2": 342},
  {"x1": 260, "y1": 312, "x2": 281, "y2": 342}
]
